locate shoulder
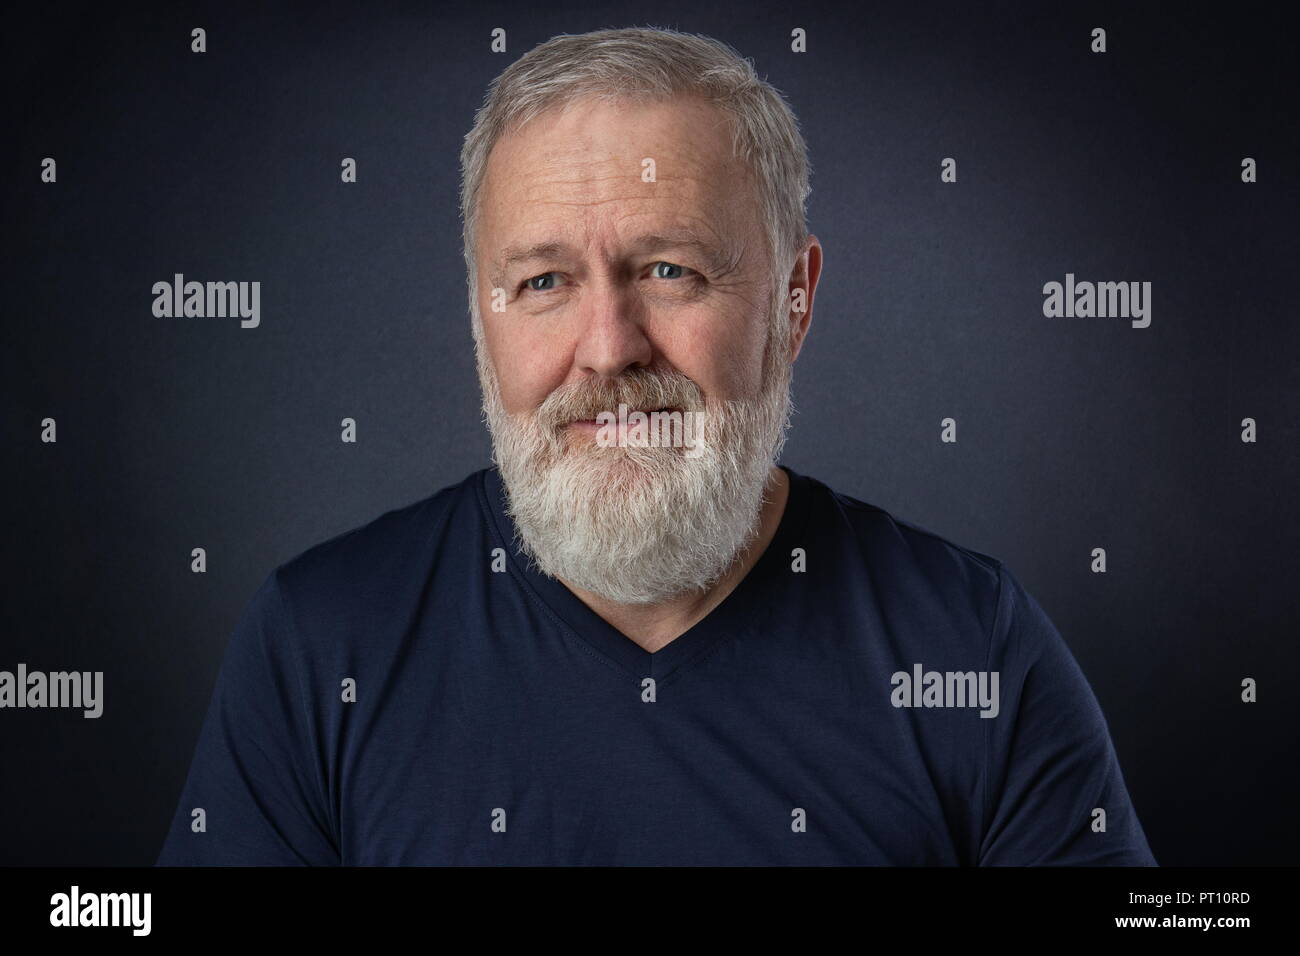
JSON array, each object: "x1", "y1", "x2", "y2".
[
  {"x1": 265, "y1": 469, "x2": 488, "y2": 625},
  {"x1": 796, "y1": 468, "x2": 1008, "y2": 625},
  {"x1": 793, "y1": 473, "x2": 1088, "y2": 699}
]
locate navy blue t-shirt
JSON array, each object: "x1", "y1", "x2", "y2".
[{"x1": 156, "y1": 465, "x2": 1157, "y2": 865}]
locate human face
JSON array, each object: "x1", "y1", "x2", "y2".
[
  {"x1": 474, "y1": 93, "x2": 782, "y2": 435},
  {"x1": 471, "y1": 93, "x2": 808, "y2": 604}
]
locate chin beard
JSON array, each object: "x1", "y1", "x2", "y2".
[{"x1": 477, "y1": 329, "x2": 793, "y2": 606}]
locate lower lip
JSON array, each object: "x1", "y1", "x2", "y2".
[{"x1": 566, "y1": 410, "x2": 679, "y2": 433}]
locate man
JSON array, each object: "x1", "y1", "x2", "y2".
[{"x1": 157, "y1": 27, "x2": 1156, "y2": 865}]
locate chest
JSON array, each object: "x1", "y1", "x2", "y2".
[{"x1": 330, "y1": 659, "x2": 976, "y2": 865}]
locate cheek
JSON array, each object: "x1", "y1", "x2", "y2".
[
  {"x1": 661, "y1": 313, "x2": 767, "y2": 401},
  {"x1": 482, "y1": 317, "x2": 570, "y2": 414}
]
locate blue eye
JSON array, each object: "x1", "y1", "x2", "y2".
[{"x1": 521, "y1": 263, "x2": 691, "y2": 293}]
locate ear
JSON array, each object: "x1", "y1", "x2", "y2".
[{"x1": 785, "y1": 235, "x2": 822, "y2": 362}]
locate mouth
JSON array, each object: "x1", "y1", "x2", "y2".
[{"x1": 567, "y1": 407, "x2": 681, "y2": 427}]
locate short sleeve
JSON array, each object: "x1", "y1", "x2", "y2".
[
  {"x1": 155, "y1": 570, "x2": 339, "y2": 865},
  {"x1": 978, "y1": 565, "x2": 1157, "y2": 866}
]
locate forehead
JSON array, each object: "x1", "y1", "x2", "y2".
[{"x1": 477, "y1": 94, "x2": 758, "y2": 261}]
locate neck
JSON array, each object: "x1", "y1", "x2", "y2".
[{"x1": 559, "y1": 465, "x2": 790, "y2": 652}]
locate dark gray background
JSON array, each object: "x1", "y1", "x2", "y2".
[{"x1": 4, "y1": 0, "x2": 1297, "y2": 865}]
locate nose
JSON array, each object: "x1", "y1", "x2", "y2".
[{"x1": 571, "y1": 278, "x2": 653, "y2": 379}]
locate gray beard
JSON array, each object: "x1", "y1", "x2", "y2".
[{"x1": 476, "y1": 323, "x2": 793, "y2": 606}]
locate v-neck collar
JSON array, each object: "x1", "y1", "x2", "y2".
[{"x1": 477, "y1": 463, "x2": 811, "y2": 684}]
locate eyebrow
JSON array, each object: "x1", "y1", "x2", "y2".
[{"x1": 490, "y1": 231, "x2": 737, "y2": 287}]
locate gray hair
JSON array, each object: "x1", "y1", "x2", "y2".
[{"x1": 459, "y1": 26, "x2": 812, "y2": 334}]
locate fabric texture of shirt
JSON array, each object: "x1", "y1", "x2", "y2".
[{"x1": 156, "y1": 465, "x2": 1157, "y2": 866}]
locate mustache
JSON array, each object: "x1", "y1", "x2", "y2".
[{"x1": 535, "y1": 368, "x2": 705, "y2": 429}]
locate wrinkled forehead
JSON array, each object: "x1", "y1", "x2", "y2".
[
  {"x1": 486, "y1": 91, "x2": 745, "y2": 180},
  {"x1": 477, "y1": 94, "x2": 758, "y2": 260}
]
